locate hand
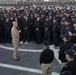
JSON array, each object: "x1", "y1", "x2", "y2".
[
  {"x1": 46, "y1": 28, "x2": 48, "y2": 31},
  {"x1": 25, "y1": 28, "x2": 27, "y2": 30},
  {"x1": 36, "y1": 28, "x2": 39, "y2": 31}
]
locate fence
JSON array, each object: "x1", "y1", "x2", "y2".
[{"x1": 0, "y1": 1, "x2": 76, "y2": 6}]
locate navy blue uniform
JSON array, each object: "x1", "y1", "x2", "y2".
[
  {"x1": 52, "y1": 21, "x2": 59, "y2": 46},
  {"x1": 34, "y1": 19, "x2": 42, "y2": 44},
  {"x1": 22, "y1": 17, "x2": 30, "y2": 43},
  {"x1": 3, "y1": 20, "x2": 12, "y2": 43},
  {"x1": 43, "y1": 20, "x2": 51, "y2": 43},
  {"x1": 29, "y1": 17, "x2": 35, "y2": 41},
  {"x1": 0, "y1": 18, "x2": 4, "y2": 43}
]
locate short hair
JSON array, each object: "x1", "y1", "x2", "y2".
[{"x1": 12, "y1": 21, "x2": 17, "y2": 25}]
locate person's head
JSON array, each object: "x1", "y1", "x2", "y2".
[
  {"x1": 61, "y1": 20, "x2": 65, "y2": 25},
  {"x1": 73, "y1": 29, "x2": 76, "y2": 36},
  {"x1": 18, "y1": 15, "x2": 21, "y2": 18},
  {"x1": 4, "y1": 13, "x2": 6, "y2": 17},
  {"x1": 44, "y1": 45, "x2": 49, "y2": 49},
  {"x1": 60, "y1": 71, "x2": 72, "y2": 75},
  {"x1": 65, "y1": 20, "x2": 70, "y2": 25},
  {"x1": 73, "y1": 22, "x2": 76, "y2": 28},
  {"x1": 41, "y1": 14, "x2": 45, "y2": 18},
  {"x1": 10, "y1": 16, "x2": 14, "y2": 20},
  {"x1": 6, "y1": 17, "x2": 9, "y2": 22},
  {"x1": 37, "y1": 16, "x2": 41, "y2": 21},
  {"x1": 30, "y1": 13, "x2": 34, "y2": 17},
  {"x1": 24, "y1": 15, "x2": 28, "y2": 20},
  {"x1": 12, "y1": 21, "x2": 18, "y2": 28},
  {"x1": 46, "y1": 16, "x2": 49, "y2": 21},
  {"x1": 49, "y1": 15, "x2": 52, "y2": 19},
  {"x1": 35, "y1": 13, "x2": 38, "y2": 17},
  {"x1": 71, "y1": 17, "x2": 75, "y2": 21},
  {"x1": 62, "y1": 34, "x2": 71, "y2": 42},
  {"x1": 53, "y1": 18, "x2": 57, "y2": 23},
  {"x1": 72, "y1": 46, "x2": 76, "y2": 55},
  {"x1": 64, "y1": 49, "x2": 74, "y2": 62},
  {"x1": 56, "y1": 14, "x2": 59, "y2": 17},
  {"x1": 44, "y1": 41, "x2": 50, "y2": 49},
  {"x1": 68, "y1": 29, "x2": 73, "y2": 36},
  {"x1": 74, "y1": 13, "x2": 76, "y2": 17}
]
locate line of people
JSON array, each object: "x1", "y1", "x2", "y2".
[
  {"x1": 39, "y1": 34, "x2": 76, "y2": 75},
  {"x1": 0, "y1": 6, "x2": 76, "y2": 47}
]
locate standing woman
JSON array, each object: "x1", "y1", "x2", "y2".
[{"x1": 11, "y1": 21, "x2": 21, "y2": 61}]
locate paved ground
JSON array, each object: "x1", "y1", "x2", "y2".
[{"x1": 0, "y1": 42, "x2": 61, "y2": 75}]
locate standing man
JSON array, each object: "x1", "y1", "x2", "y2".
[
  {"x1": 0, "y1": 17, "x2": 4, "y2": 43},
  {"x1": 59, "y1": 34, "x2": 73, "y2": 68},
  {"x1": 52, "y1": 18, "x2": 59, "y2": 47},
  {"x1": 3, "y1": 17, "x2": 12, "y2": 43},
  {"x1": 39, "y1": 43, "x2": 54, "y2": 75},
  {"x1": 60, "y1": 49, "x2": 76, "y2": 75},
  {"x1": 11, "y1": 21, "x2": 21, "y2": 61},
  {"x1": 43, "y1": 16, "x2": 51, "y2": 44},
  {"x1": 34, "y1": 16, "x2": 42, "y2": 44},
  {"x1": 22, "y1": 15, "x2": 30, "y2": 43}
]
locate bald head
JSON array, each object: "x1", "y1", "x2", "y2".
[{"x1": 12, "y1": 21, "x2": 18, "y2": 27}]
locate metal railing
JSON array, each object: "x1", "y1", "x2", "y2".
[{"x1": 0, "y1": 1, "x2": 76, "y2": 6}]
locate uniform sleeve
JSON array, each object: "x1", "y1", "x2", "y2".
[
  {"x1": 59, "y1": 45, "x2": 64, "y2": 61},
  {"x1": 39, "y1": 52, "x2": 43, "y2": 65},
  {"x1": 51, "y1": 51, "x2": 54, "y2": 62}
]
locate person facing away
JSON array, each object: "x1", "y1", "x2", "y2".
[{"x1": 39, "y1": 42, "x2": 54, "y2": 75}]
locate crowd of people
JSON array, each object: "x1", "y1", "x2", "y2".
[
  {"x1": 40, "y1": 36, "x2": 76, "y2": 75},
  {"x1": 0, "y1": 6, "x2": 76, "y2": 75},
  {"x1": 0, "y1": 6, "x2": 76, "y2": 46}
]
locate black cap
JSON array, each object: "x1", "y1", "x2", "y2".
[
  {"x1": 44, "y1": 41, "x2": 50, "y2": 46},
  {"x1": 53, "y1": 17, "x2": 57, "y2": 20},
  {"x1": 72, "y1": 46, "x2": 76, "y2": 51},
  {"x1": 66, "y1": 20, "x2": 71, "y2": 23},
  {"x1": 62, "y1": 34, "x2": 71, "y2": 40},
  {"x1": 46, "y1": 16, "x2": 49, "y2": 18},
  {"x1": 73, "y1": 29, "x2": 76, "y2": 33},
  {"x1": 68, "y1": 28, "x2": 74, "y2": 33},
  {"x1": 64, "y1": 49, "x2": 74, "y2": 56}
]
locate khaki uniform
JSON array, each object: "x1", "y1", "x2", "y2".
[
  {"x1": 41, "y1": 63, "x2": 53, "y2": 75},
  {"x1": 11, "y1": 26, "x2": 19, "y2": 59}
]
